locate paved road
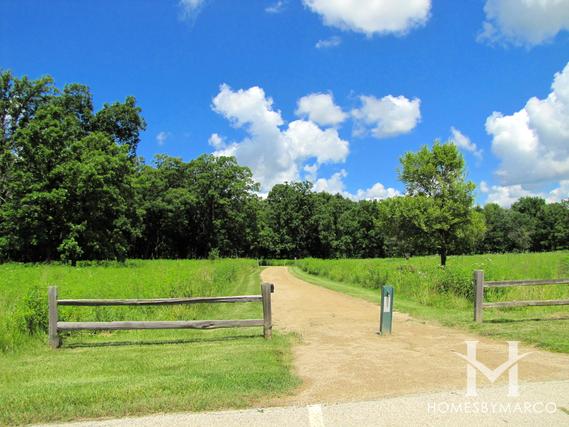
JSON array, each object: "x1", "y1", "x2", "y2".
[{"x1": 45, "y1": 380, "x2": 569, "y2": 426}]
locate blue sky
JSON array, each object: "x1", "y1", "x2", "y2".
[{"x1": 1, "y1": 0, "x2": 569, "y2": 205}]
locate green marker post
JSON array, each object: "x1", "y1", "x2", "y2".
[{"x1": 378, "y1": 285, "x2": 394, "y2": 335}]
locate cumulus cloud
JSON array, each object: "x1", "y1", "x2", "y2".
[
  {"x1": 450, "y1": 127, "x2": 483, "y2": 160},
  {"x1": 156, "y1": 131, "x2": 170, "y2": 146},
  {"x1": 303, "y1": 0, "x2": 431, "y2": 36},
  {"x1": 295, "y1": 92, "x2": 347, "y2": 127},
  {"x1": 179, "y1": 0, "x2": 207, "y2": 20},
  {"x1": 312, "y1": 170, "x2": 348, "y2": 194},
  {"x1": 352, "y1": 95, "x2": 421, "y2": 138},
  {"x1": 311, "y1": 169, "x2": 400, "y2": 200},
  {"x1": 478, "y1": 0, "x2": 569, "y2": 47},
  {"x1": 480, "y1": 181, "x2": 536, "y2": 207},
  {"x1": 485, "y1": 62, "x2": 569, "y2": 188},
  {"x1": 315, "y1": 36, "x2": 342, "y2": 48},
  {"x1": 480, "y1": 180, "x2": 569, "y2": 207},
  {"x1": 353, "y1": 182, "x2": 401, "y2": 200},
  {"x1": 211, "y1": 84, "x2": 349, "y2": 191},
  {"x1": 266, "y1": 1, "x2": 286, "y2": 14}
]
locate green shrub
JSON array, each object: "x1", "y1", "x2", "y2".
[
  {"x1": 207, "y1": 248, "x2": 221, "y2": 260},
  {"x1": 17, "y1": 286, "x2": 48, "y2": 335},
  {"x1": 433, "y1": 270, "x2": 473, "y2": 300}
]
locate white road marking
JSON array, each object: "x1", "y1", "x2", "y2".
[{"x1": 307, "y1": 404, "x2": 324, "y2": 427}]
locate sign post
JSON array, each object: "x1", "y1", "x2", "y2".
[{"x1": 378, "y1": 285, "x2": 394, "y2": 335}]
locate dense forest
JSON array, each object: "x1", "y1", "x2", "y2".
[{"x1": 1, "y1": 72, "x2": 568, "y2": 265}]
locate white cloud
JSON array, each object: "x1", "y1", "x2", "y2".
[
  {"x1": 312, "y1": 170, "x2": 348, "y2": 194},
  {"x1": 480, "y1": 181, "x2": 536, "y2": 207},
  {"x1": 208, "y1": 133, "x2": 225, "y2": 149},
  {"x1": 285, "y1": 120, "x2": 349, "y2": 163},
  {"x1": 485, "y1": 61, "x2": 569, "y2": 188},
  {"x1": 478, "y1": 0, "x2": 569, "y2": 47},
  {"x1": 353, "y1": 181, "x2": 400, "y2": 200},
  {"x1": 211, "y1": 84, "x2": 349, "y2": 191},
  {"x1": 303, "y1": 0, "x2": 431, "y2": 36},
  {"x1": 450, "y1": 127, "x2": 483, "y2": 160},
  {"x1": 179, "y1": 0, "x2": 207, "y2": 20},
  {"x1": 311, "y1": 169, "x2": 400, "y2": 200},
  {"x1": 295, "y1": 92, "x2": 347, "y2": 127},
  {"x1": 548, "y1": 180, "x2": 569, "y2": 202},
  {"x1": 303, "y1": 163, "x2": 319, "y2": 181},
  {"x1": 352, "y1": 95, "x2": 421, "y2": 138},
  {"x1": 266, "y1": 1, "x2": 286, "y2": 14},
  {"x1": 315, "y1": 36, "x2": 342, "y2": 49},
  {"x1": 156, "y1": 131, "x2": 170, "y2": 146},
  {"x1": 480, "y1": 180, "x2": 569, "y2": 207}
]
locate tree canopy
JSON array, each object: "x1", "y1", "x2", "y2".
[
  {"x1": 1, "y1": 71, "x2": 568, "y2": 263},
  {"x1": 398, "y1": 142, "x2": 484, "y2": 266}
]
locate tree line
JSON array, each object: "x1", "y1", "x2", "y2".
[{"x1": 1, "y1": 72, "x2": 568, "y2": 265}]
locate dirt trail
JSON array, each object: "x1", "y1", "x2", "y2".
[{"x1": 261, "y1": 267, "x2": 569, "y2": 405}]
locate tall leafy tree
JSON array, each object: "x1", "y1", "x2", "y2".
[
  {"x1": 261, "y1": 182, "x2": 317, "y2": 258},
  {"x1": 378, "y1": 196, "x2": 432, "y2": 258},
  {"x1": 134, "y1": 154, "x2": 260, "y2": 259},
  {"x1": 511, "y1": 197, "x2": 547, "y2": 251},
  {"x1": 479, "y1": 203, "x2": 532, "y2": 253},
  {"x1": 0, "y1": 71, "x2": 144, "y2": 263},
  {"x1": 540, "y1": 201, "x2": 569, "y2": 251},
  {"x1": 0, "y1": 71, "x2": 54, "y2": 209},
  {"x1": 187, "y1": 155, "x2": 260, "y2": 258},
  {"x1": 91, "y1": 96, "x2": 146, "y2": 156},
  {"x1": 398, "y1": 142, "x2": 483, "y2": 266}
]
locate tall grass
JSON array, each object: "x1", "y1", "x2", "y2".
[
  {"x1": 0, "y1": 259, "x2": 261, "y2": 353},
  {"x1": 293, "y1": 252, "x2": 569, "y2": 352},
  {"x1": 0, "y1": 260, "x2": 299, "y2": 424},
  {"x1": 296, "y1": 252, "x2": 569, "y2": 308}
]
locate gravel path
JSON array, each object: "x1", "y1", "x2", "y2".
[{"x1": 261, "y1": 266, "x2": 569, "y2": 405}]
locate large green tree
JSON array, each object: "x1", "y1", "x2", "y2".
[
  {"x1": 261, "y1": 182, "x2": 317, "y2": 258},
  {"x1": 398, "y1": 142, "x2": 484, "y2": 266},
  {"x1": 134, "y1": 154, "x2": 260, "y2": 259},
  {"x1": 478, "y1": 203, "x2": 532, "y2": 253},
  {"x1": 0, "y1": 71, "x2": 145, "y2": 263}
]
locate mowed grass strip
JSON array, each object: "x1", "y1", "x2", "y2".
[
  {"x1": 0, "y1": 260, "x2": 299, "y2": 425},
  {"x1": 291, "y1": 252, "x2": 569, "y2": 353}
]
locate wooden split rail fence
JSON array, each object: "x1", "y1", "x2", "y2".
[
  {"x1": 48, "y1": 283, "x2": 274, "y2": 348},
  {"x1": 473, "y1": 270, "x2": 569, "y2": 323}
]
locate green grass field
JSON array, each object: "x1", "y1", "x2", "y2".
[
  {"x1": 2, "y1": 253, "x2": 569, "y2": 424},
  {"x1": 292, "y1": 252, "x2": 569, "y2": 353},
  {"x1": 0, "y1": 260, "x2": 299, "y2": 425}
]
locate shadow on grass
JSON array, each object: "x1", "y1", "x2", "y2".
[
  {"x1": 63, "y1": 333, "x2": 262, "y2": 349},
  {"x1": 485, "y1": 315, "x2": 569, "y2": 324}
]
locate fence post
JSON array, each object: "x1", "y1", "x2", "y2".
[
  {"x1": 261, "y1": 283, "x2": 273, "y2": 339},
  {"x1": 48, "y1": 286, "x2": 61, "y2": 348},
  {"x1": 474, "y1": 270, "x2": 484, "y2": 323}
]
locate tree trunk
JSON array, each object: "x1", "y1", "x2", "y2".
[{"x1": 440, "y1": 247, "x2": 447, "y2": 267}]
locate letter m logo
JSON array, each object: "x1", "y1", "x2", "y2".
[{"x1": 454, "y1": 341, "x2": 532, "y2": 397}]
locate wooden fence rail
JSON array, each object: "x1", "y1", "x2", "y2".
[
  {"x1": 48, "y1": 283, "x2": 274, "y2": 348},
  {"x1": 473, "y1": 270, "x2": 569, "y2": 323}
]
